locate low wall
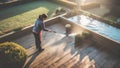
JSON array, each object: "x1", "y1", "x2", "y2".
[
  {"x1": 48, "y1": 0, "x2": 77, "y2": 8},
  {"x1": 91, "y1": 31, "x2": 120, "y2": 55},
  {"x1": 60, "y1": 17, "x2": 120, "y2": 56},
  {"x1": 80, "y1": 2, "x2": 100, "y2": 10},
  {"x1": 0, "y1": 0, "x2": 36, "y2": 9}
]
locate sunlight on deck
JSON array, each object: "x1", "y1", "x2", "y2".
[{"x1": 24, "y1": 23, "x2": 120, "y2": 68}]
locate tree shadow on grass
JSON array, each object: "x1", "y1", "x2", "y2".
[{"x1": 24, "y1": 50, "x2": 43, "y2": 68}]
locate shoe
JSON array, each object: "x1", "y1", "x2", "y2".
[{"x1": 38, "y1": 48, "x2": 44, "y2": 52}]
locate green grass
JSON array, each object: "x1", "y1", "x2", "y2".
[{"x1": 0, "y1": 0, "x2": 62, "y2": 35}]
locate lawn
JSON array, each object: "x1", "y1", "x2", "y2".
[{"x1": 0, "y1": 0, "x2": 62, "y2": 35}]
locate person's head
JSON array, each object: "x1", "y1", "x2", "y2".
[{"x1": 39, "y1": 14, "x2": 48, "y2": 21}]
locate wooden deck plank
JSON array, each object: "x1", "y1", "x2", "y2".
[
  {"x1": 114, "y1": 60, "x2": 120, "y2": 68},
  {"x1": 30, "y1": 23, "x2": 120, "y2": 68},
  {"x1": 85, "y1": 45, "x2": 107, "y2": 68},
  {"x1": 60, "y1": 54, "x2": 80, "y2": 68},
  {"x1": 11, "y1": 23, "x2": 120, "y2": 68},
  {"x1": 101, "y1": 56, "x2": 120, "y2": 68},
  {"x1": 13, "y1": 33, "x2": 35, "y2": 49}
]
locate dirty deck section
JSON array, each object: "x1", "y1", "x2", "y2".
[
  {"x1": 12, "y1": 33, "x2": 34, "y2": 49},
  {"x1": 15, "y1": 23, "x2": 119, "y2": 68}
]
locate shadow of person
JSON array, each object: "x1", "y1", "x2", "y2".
[{"x1": 24, "y1": 49, "x2": 44, "y2": 68}]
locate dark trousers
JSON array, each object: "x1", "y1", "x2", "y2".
[{"x1": 33, "y1": 31, "x2": 42, "y2": 49}]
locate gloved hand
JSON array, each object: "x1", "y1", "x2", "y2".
[
  {"x1": 52, "y1": 30, "x2": 56, "y2": 33},
  {"x1": 48, "y1": 30, "x2": 56, "y2": 33}
]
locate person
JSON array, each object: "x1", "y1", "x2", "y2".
[{"x1": 32, "y1": 14, "x2": 55, "y2": 51}]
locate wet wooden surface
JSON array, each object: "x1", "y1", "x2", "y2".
[{"x1": 12, "y1": 23, "x2": 120, "y2": 68}]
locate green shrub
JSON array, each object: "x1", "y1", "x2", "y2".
[
  {"x1": 55, "y1": 7, "x2": 66, "y2": 15},
  {"x1": 0, "y1": 42, "x2": 27, "y2": 68},
  {"x1": 82, "y1": 31, "x2": 91, "y2": 39},
  {"x1": 75, "y1": 31, "x2": 91, "y2": 46},
  {"x1": 51, "y1": 7, "x2": 66, "y2": 17},
  {"x1": 75, "y1": 34, "x2": 83, "y2": 45}
]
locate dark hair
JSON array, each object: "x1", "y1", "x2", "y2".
[{"x1": 39, "y1": 14, "x2": 48, "y2": 20}]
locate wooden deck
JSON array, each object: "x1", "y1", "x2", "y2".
[{"x1": 11, "y1": 23, "x2": 120, "y2": 68}]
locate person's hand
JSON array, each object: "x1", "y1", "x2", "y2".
[
  {"x1": 48, "y1": 30, "x2": 56, "y2": 33},
  {"x1": 52, "y1": 30, "x2": 56, "y2": 33}
]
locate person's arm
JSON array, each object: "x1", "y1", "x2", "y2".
[
  {"x1": 41, "y1": 23, "x2": 52, "y2": 32},
  {"x1": 41, "y1": 23, "x2": 56, "y2": 33}
]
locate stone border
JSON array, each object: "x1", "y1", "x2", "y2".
[
  {"x1": 60, "y1": 16, "x2": 120, "y2": 43},
  {"x1": 59, "y1": 17, "x2": 120, "y2": 56}
]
